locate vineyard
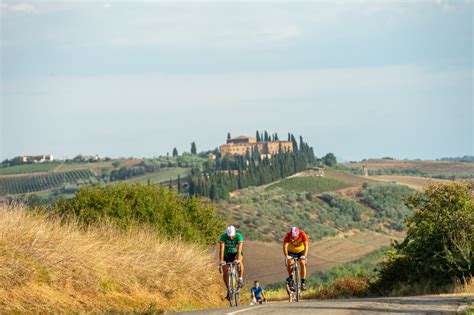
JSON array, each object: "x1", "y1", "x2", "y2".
[
  {"x1": 0, "y1": 162, "x2": 59, "y2": 175},
  {"x1": 0, "y1": 170, "x2": 96, "y2": 195}
]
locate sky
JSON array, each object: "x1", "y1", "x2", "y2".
[{"x1": 1, "y1": 0, "x2": 472, "y2": 161}]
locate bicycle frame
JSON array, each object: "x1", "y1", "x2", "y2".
[
  {"x1": 287, "y1": 255, "x2": 302, "y2": 302},
  {"x1": 219, "y1": 261, "x2": 241, "y2": 307}
]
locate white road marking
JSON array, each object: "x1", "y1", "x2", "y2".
[{"x1": 226, "y1": 305, "x2": 266, "y2": 315}]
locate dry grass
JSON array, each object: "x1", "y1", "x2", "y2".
[{"x1": 0, "y1": 204, "x2": 226, "y2": 313}]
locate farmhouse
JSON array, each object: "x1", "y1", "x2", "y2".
[
  {"x1": 21, "y1": 155, "x2": 54, "y2": 163},
  {"x1": 220, "y1": 136, "x2": 293, "y2": 157}
]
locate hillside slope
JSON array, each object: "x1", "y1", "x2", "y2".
[{"x1": 0, "y1": 205, "x2": 225, "y2": 313}]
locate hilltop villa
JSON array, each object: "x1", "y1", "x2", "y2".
[{"x1": 220, "y1": 136, "x2": 293, "y2": 158}]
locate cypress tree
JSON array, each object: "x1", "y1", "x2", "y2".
[
  {"x1": 227, "y1": 132, "x2": 231, "y2": 140},
  {"x1": 172, "y1": 148, "x2": 179, "y2": 157},
  {"x1": 191, "y1": 142, "x2": 197, "y2": 154},
  {"x1": 256, "y1": 131, "x2": 261, "y2": 142},
  {"x1": 209, "y1": 184, "x2": 217, "y2": 200}
]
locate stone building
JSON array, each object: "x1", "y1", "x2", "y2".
[{"x1": 220, "y1": 135, "x2": 293, "y2": 157}]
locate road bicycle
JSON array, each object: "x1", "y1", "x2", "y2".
[
  {"x1": 287, "y1": 254, "x2": 304, "y2": 302},
  {"x1": 219, "y1": 261, "x2": 241, "y2": 307}
]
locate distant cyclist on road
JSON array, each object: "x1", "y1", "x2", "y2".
[
  {"x1": 283, "y1": 226, "x2": 309, "y2": 291},
  {"x1": 219, "y1": 225, "x2": 244, "y2": 299},
  {"x1": 250, "y1": 280, "x2": 266, "y2": 304}
]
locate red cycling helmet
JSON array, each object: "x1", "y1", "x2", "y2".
[{"x1": 290, "y1": 226, "x2": 300, "y2": 239}]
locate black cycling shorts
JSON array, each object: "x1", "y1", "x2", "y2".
[
  {"x1": 224, "y1": 252, "x2": 243, "y2": 263},
  {"x1": 288, "y1": 251, "x2": 304, "y2": 259}
]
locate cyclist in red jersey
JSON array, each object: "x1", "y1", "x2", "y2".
[{"x1": 283, "y1": 226, "x2": 309, "y2": 291}]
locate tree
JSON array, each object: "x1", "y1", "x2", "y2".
[
  {"x1": 256, "y1": 131, "x2": 261, "y2": 142},
  {"x1": 227, "y1": 132, "x2": 231, "y2": 140},
  {"x1": 209, "y1": 184, "x2": 217, "y2": 200},
  {"x1": 323, "y1": 153, "x2": 337, "y2": 167},
  {"x1": 191, "y1": 142, "x2": 197, "y2": 154},
  {"x1": 172, "y1": 148, "x2": 178, "y2": 157},
  {"x1": 373, "y1": 182, "x2": 474, "y2": 293}
]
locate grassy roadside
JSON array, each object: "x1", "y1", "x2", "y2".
[{"x1": 0, "y1": 204, "x2": 226, "y2": 313}]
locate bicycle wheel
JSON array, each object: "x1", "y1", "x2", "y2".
[
  {"x1": 229, "y1": 270, "x2": 238, "y2": 307},
  {"x1": 228, "y1": 269, "x2": 235, "y2": 307},
  {"x1": 294, "y1": 261, "x2": 300, "y2": 302},
  {"x1": 234, "y1": 291, "x2": 240, "y2": 306}
]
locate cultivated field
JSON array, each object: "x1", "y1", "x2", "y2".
[
  {"x1": 0, "y1": 162, "x2": 60, "y2": 175},
  {"x1": 123, "y1": 167, "x2": 191, "y2": 185},
  {"x1": 267, "y1": 176, "x2": 350, "y2": 194},
  {"x1": 324, "y1": 169, "x2": 379, "y2": 186},
  {"x1": 371, "y1": 175, "x2": 455, "y2": 190},
  {"x1": 54, "y1": 161, "x2": 115, "y2": 174},
  {"x1": 0, "y1": 170, "x2": 96, "y2": 195},
  {"x1": 343, "y1": 159, "x2": 473, "y2": 176}
]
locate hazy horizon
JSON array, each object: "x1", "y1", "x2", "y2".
[{"x1": 1, "y1": 1, "x2": 472, "y2": 161}]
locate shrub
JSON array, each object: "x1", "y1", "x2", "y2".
[
  {"x1": 54, "y1": 183, "x2": 223, "y2": 245},
  {"x1": 372, "y1": 182, "x2": 474, "y2": 295},
  {"x1": 322, "y1": 276, "x2": 370, "y2": 298}
]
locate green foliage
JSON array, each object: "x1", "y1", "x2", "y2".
[
  {"x1": 268, "y1": 176, "x2": 348, "y2": 194},
  {"x1": 54, "y1": 183, "x2": 224, "y2": 245},
  {"x1": 0, "y1": 162, "x2": 59, "y2": 175},
  {"x1": 361, "y1": 183, "x2": 414, "y2": 229},
  {"x1": 320, "y1": 194, "x2": 364, "y2": 222},
  {"x1": 0, "y1": 170, "x2": 96, "y2": 195},
  {"x1": 322, "y1": 153, "x2": 337, "y2": 167},
  {"x1": 373, "y1": 182, "x2": 474, "y2": 294}
]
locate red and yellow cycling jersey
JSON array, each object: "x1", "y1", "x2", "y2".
[{"x1": 283, "y1": 231, "x2": 308, "y2": 253}]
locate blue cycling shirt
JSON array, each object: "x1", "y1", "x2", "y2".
[{"x1": 251, "y1": 285, "x2": 264, "y2": 299}]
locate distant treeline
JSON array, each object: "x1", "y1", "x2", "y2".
[
  {"x1": 188, "y1": 133, "x2": 316, "y2": 200},
  {"x1": 438, "y1": 155, "x2": 474, "y2": 163}
]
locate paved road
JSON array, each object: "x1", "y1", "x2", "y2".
[{"x1": 176, "y1": 295, "x2": 473, "y2": 315}]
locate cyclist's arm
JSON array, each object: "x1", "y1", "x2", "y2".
[
  {"x1": 219, "y1": 242, "x2": 225, "y2": 261},
  {"x1": 283, "y1": 242, "x2": 289, "y2": 256},
  {"x1": 236, "y1": 242, "x2": 243, "y2": 260},
  {"x1": 303, "y1": 240, "x2": 309, "y2": 257}
]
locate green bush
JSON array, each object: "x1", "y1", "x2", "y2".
[
  {"x1": 372, "y1": 182, "x2": 474, "y2": 294},
  {"x1": 54, "y1": 183, "x2": 223, "y2": 245}
]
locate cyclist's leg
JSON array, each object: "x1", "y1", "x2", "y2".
[
  {"x1": 286, "y1": 254, "x2": 295, "y2": 276},
  {"x1": 299, "y1": 258, "x2": 306, "y2": 280},
  {"x1": 223, "y1": 264, "x2": 229, "y2": 289},
  {"x1": 238, "y1": 255, "x2": 244, "y2": 279}
]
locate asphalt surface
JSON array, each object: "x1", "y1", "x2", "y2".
[{"x1": 175, "y1": 295, "x2": 473, "y2": 315}]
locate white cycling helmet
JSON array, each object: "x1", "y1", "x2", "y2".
[{"x1": 226, "y1": 225, "x2": 236, "y2": 237}]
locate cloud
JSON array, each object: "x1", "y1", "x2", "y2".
[{"x1": 1, "y1": 3, "x2": 36, "y2": 13}]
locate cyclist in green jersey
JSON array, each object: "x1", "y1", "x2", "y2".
[{"x1": 219, "y1": 225, "x2": 244, "y2": 292}]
